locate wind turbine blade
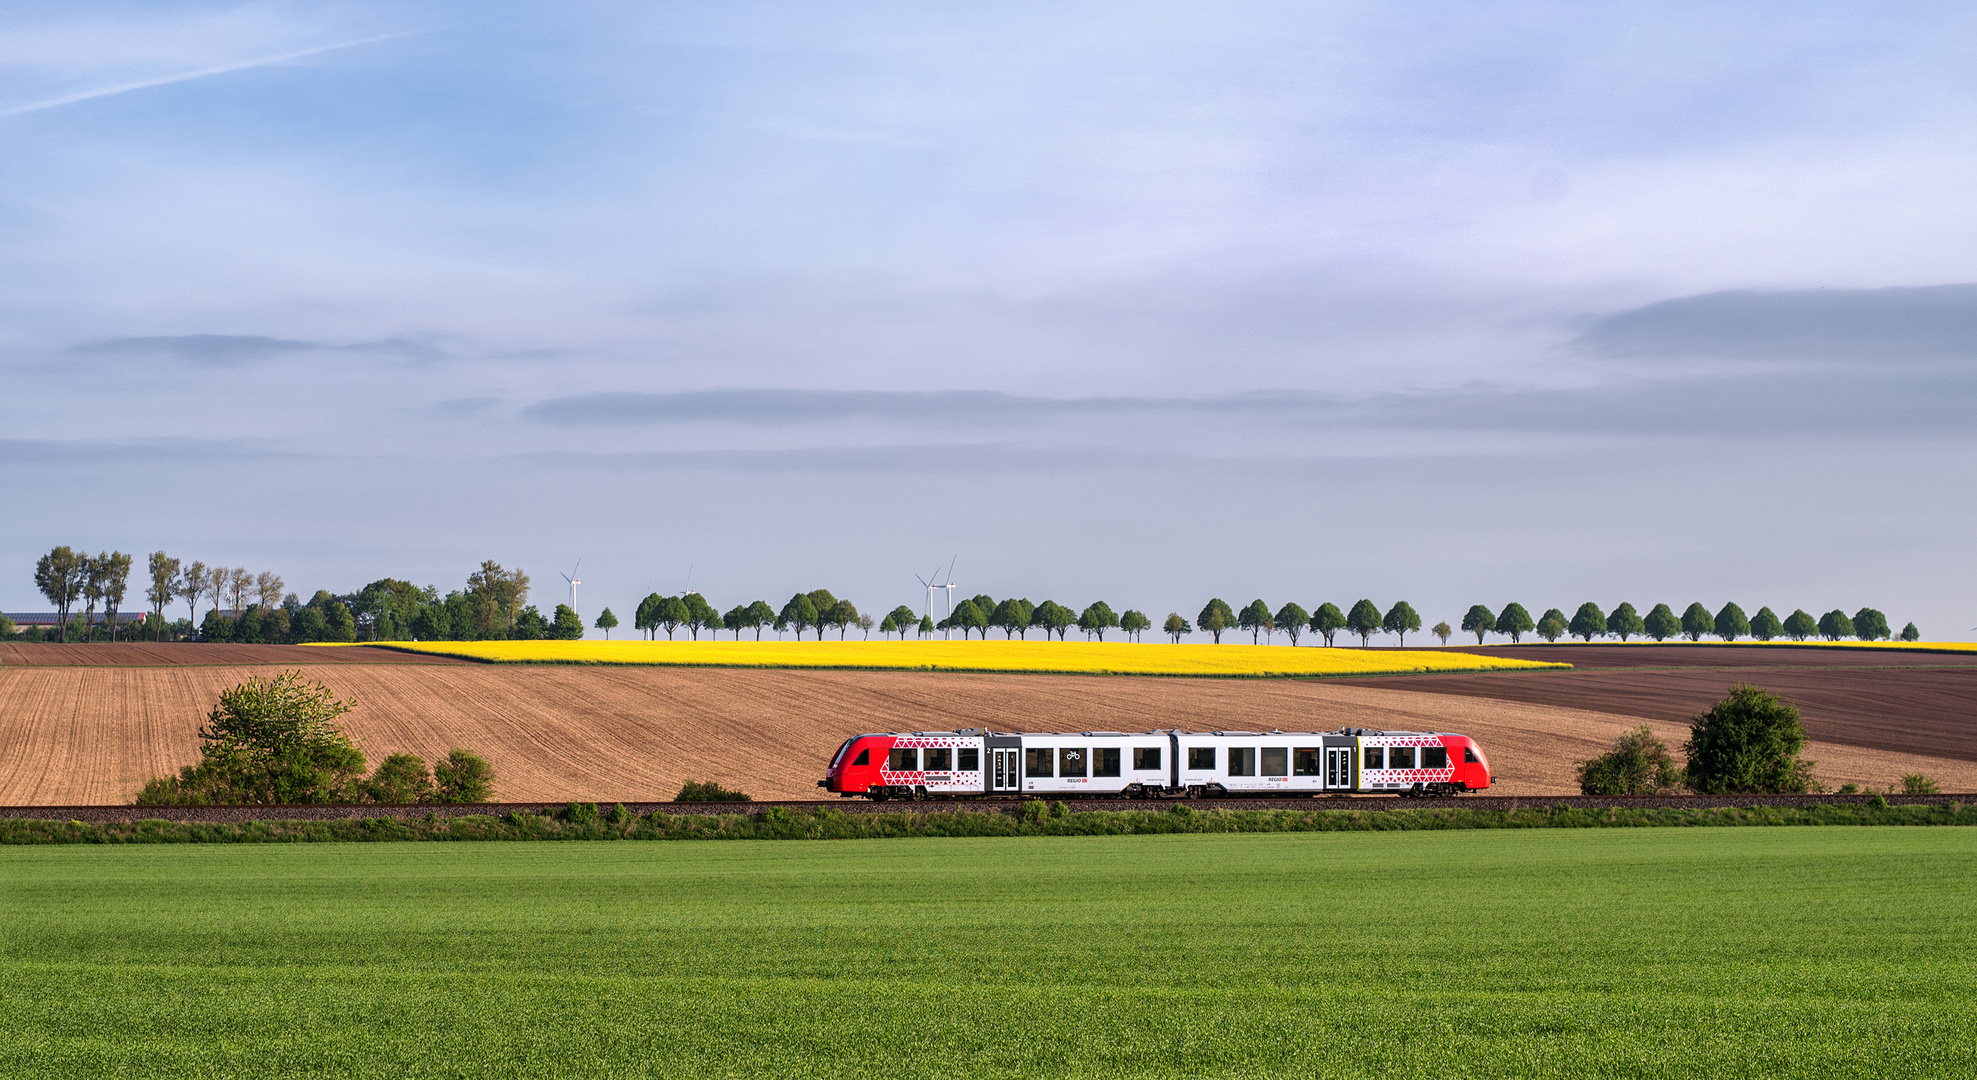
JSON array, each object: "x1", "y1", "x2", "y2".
[{"x1": 944, "y1": 556, "x2": 957, "y2": 584}]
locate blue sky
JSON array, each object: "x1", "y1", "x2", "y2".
[{"x1": 4, "y1": 1, "x2": 1974, "y2": 637}]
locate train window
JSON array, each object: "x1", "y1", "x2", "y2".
[
  {"x1": 1261, "y1": 748, "x2": 1288, "y2": 776},
  {"x1": 1464, "y1": 747, "x2": 1480, "y2": 764},
  {"x1": 830, "y1": 740, "x2": 855, "y2": 767},
  {"x1": 1228, "y1": 748, "x2": 1255, "y2": 776},
  {"x1": 1133, "y1": 746, "x2": 1162, "y2": 771},
  {"x1": 925, "y1": 748, "x2": 953, "y2": 771},
  {"x1": 1187, "y1": 747, "x2": 1216, "y2": 771},
  {"x1": 1025, "y1": 749, "x2": 1054, "y2": 778},
  {"x1": 851, "y1": 749, "x2": 870, "y2": 767},
  {"x1": 1093, "y1": 748, "x2": 1121, "y2": 777},
  {"x1": 1293, "y1": 748, "x2": 1321, "y2": 776},
  {"x1": 959, "y1": 748, "x2": 979, "y2": 771},
  {"x1": 1059, "y1": 747, "x2": 1087, "y2": 778},
  {"x1": 1364, "y1": 747, "x2": 1384, "y2": 770},
  {"x1": 1423, "y1": 747, "x2": 1448, "y2": 769},
  {"x1": 1388, "y1": 747, "x2": 1415, "y2": 769},
  {"x1": 888, "y1": 748, "x2": 919, "y2": 771}
]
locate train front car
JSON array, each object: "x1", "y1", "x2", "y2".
[
  {"x1": 820, "y1": 731, "x2": 986, "y2": 800},
  {"x1": 1444, "y1": 734, "x2": 1493, "y2": 792},
  {"x1": 1354, "y1": 730, "x2": 1492, "y2": 795}
]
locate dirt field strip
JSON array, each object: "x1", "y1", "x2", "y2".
[
  {"x1": 2, "y1": 661, "x2": 1970, "y2": 805},
  {"x1": 0, "y1": 643, "x2": 472, "y2": 666}
]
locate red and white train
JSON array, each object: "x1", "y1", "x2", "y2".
[{"x1": 819, "y1": 728, "x2": 1492, "y2": 800}]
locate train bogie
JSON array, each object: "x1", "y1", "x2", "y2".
[{"x1": 820, "y1": 726, "x2": 1493, "y2": 799}]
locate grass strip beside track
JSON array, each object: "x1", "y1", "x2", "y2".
[
  {"x1": 328, "y1": 639, "x2": 1569, "y2": 677},
  {"x1": 3, "y1": 830, "x2": 1974, "y2": 1078},
  {"x1": 3, "y1": 800, "x2": 1973, "y2": 844}
]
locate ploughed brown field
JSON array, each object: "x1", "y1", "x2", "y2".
[{"x1": 1, "y1": 643, "x2": 1971, "y2": 804}]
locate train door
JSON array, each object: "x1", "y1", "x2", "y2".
[
  {"x1": 986, "y1": 736, "x2": 1022, "y2": 794},
  {"x1": 1325, "y1": 746, "x2": 1354, "y2": 791}
]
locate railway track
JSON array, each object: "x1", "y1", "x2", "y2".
[{"x1": 2, "y1": 792, "x2": 1966, "y2": 825}]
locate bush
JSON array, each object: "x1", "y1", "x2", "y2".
[
  {"x1": 1900, "y1": 774, "x2": 1939, "y2": 795},
  {"x1": 1684, "y1": 684, "x2": 1819, "y2": 794},
  {"x1": 1576, "y1": 726, "x2": 1684, "y2": 795},
  {"x1": 365, "y1": 754, "x2": 433, "y2": 804},
  {"x1": 136, "y1": 671, "x2": 367, "y2": 805},
  {"x1": 432, "y1": 749, "x2": 495, "y2": 803},
  {"x1": 562, "y1": 802, "x2": 600, "y2": 824},
  {"x1": 1020, "y1": 800, "x2": 1049, "y2": 822},
  {"x1": 607, "y1": 802, "x2": 631, "y2": 825},
  {"x1": 675, "y1": 779, "x2": 750, "y2": 802}
]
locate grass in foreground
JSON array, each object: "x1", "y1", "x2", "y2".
[
  {"x1": 3, "y1": 829, "x2": 1974, "y2": 1079},
  {"x1": 332, "y1": 639, "x2": 1568, "y2": 677}
]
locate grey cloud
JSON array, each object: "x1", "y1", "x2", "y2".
[
  {"x1": 522, "y1": 442, "x2": 1197, "y2": 475},
  {"x1": 523, "y1": 388, "x2": 1350, "y2": 428},
  {"x1": 1572, "y1": 284, "x2": 1977, "y2": 363},
  {"x1": 0, "y1": 436, "x2": 313, "y2": 465},
  {"x1": 69, "y1": 334, "x2": 449, "y2": 368}
]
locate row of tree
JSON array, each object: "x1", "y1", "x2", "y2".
[{"x1": 1456, "y1": 602, "x2": 1915, "y2": 644}]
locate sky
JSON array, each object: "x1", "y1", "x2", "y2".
[{"x1": 3, "y1": 0, "x2": 1974, "y2": 638}]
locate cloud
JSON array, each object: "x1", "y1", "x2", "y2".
[
  {"x1": 1572, "y1": 284, "x2": 1977, "y2": 364},
  {"x1": 0, "y1": 436, "x2": 312, "y2": 465},
  {"x1": 0, "y1": 33, "x2": 416, "y2": 118},
  {"x1": 69, "y1": 334, "x2": 448, "y2": 368}
]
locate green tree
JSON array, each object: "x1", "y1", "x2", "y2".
[
  {"x1": 512, "y1": 605, "x2": 548, "y2": 640},
  {"x1": 1494, "y1": 603, "x2": 1534, "y2": 644},
  {"x1": 777, "y1": 594, "x2": 817, "y2": 639},
  {"x1": 145, "y1": 552, "x2": 181, "y2": 642},
  {"x1": 879, "y1": 611, "x2": 898, "y2": 636},
  {"x1": 1748, "y1": 606, "x2": 1782, "y2": 642},
  {"x1": 804, "y1": 590, "x2": 839, "y2": 639},
  {"x1": 550, "y1": 603, "x2": 585, "y2": 640},
  {"x1": 682, "y1": 593, "x2": 720, "y2": 640},
  {"x1": 432, "y1": 748, "x2": 495, "y2": 803},
  {"x1": 1568, "y1": 602, "x2": 1606, "y2": 643},
  {"x1": 1535, "y1": 609, "x2": 1567, "y2": 643},
  {"x1": 1310, "y1": 602, "x2": 1347, "y2": 646},
  {"x1": 136, "y1": 671, "x2": 368, "y2": 805},
  {"x1": 886, "y1": 605, "x2": 919, "y2": 640},
  {"x1": 1078, "y1": 601, "x2": 1120, "y2": 642},
  {"x1": 1606, "y1": 602, "x2": 1645, "y2": 642},
  {"x1": 92, "y1": 550, "x2": 132, "y2": 642},
  {"x1": 1461, "y1": 604, "x2": 1495, "y2": 645},
  {"x1": 1643, "y1": 603, "x2": 1680, "y2": 642},
  {"x1": 918, "y1": 615, "x2": 934, "y2": 639},
  {"x1": 177, "y1": 560, "x2": 208, "y2": 629},
  {"x1": 1679, "y1": 602, "x2": 1712, "y2": 642},
  {"x1": 1238, "y1": 599, "x2": 1273, "y2": 644},
  {"x1": 1431, "y1": 621, "x2": 1452, "y2": 646},
  {"x1": 1162, "y1": 612, "x2": 1190, "y2": 642},
  {"x1": 1196, "y1": 598, "x2": 1236, "y2": 644},
  {"x1": 1817, "y1": 609, "x2": 1854, "y2": 641},
  {"x1": 1900, "y1": 621, "x2": 1920, "y2": 642},
  {"x1": 1782, "y1": 608, "x2": 1818, "y2": 641},
  {"x1": 1273, "y1": 603, "x2": 1309, "y2": 646},
  {"x1": 1119, "y1": 609, "x2": 1151, "y2": 643},
  {"x1": 1851, "y1": 608, "x2": 1890, "y2": 642},
  {"x1": 633, "y1": 593, "x2": 661, "y2": 639},
  {"x1": 594, "y1": 607, "x2": 619, "y2": 639},
  {"x1": 34, "y1": 546, "x2": 85, "y2": 640},
  {"x1": 1576, "y1": 726, "x2": 1683, "y2": 795},
  {"x1": 1382, "y1": 601, "x2": 1421, "y2": 646},
  {"x1": 79, "y1": 552, "x2": 107, "y2": 641},
  {"x1": 1714, "y1": 603, "x2": 1749, "y2": 642},
  {"x1": 992, "y1": 598, "x2": 1035, "y2": 640},
  {"x1": 1345, "y1": 599, "x2": 1382, "y2": 646},
  {"x1": 466, "y1": 561, "x2": 529, "y2": 637},
  {"x1": 954, "y1": 599, "x2": 991, "y2": 639},
  {"x1": 1684, "y1": 684, "x2": 1818, "y2": 794},
  {"x1": 365, "y1": 753, "x2": 434, "y2": 803}
]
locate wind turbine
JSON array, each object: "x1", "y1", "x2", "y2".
[
  {"x1": 560, "y1": 561, "x2": 581, "y2": 618},
  {"x1": 914, "y1": 557, "x2": 959, "y2": 620}
]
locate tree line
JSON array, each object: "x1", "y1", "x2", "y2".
[
  {"x1": 604, "y1": 590, "x2": 1157, "y2": 643},
  {"x1": 1454, "y1": 601, "x2": 1915, "y2": 645}
]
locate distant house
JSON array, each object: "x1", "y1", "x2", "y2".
[{"x1": 4, "y1": 611, "x2": 159, "y2": 630}]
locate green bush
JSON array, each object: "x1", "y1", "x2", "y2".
[
  {"x1": 1051, "y1": 801, "x2": 1070, "y2": 818},
  {"x1": 675, "y1": 779, "x2": 750, "y2": 802},
  {"x1": 365, "y1": 754, "x2": 434, "y2": 804},
  {"x1": 606, "y1": 803, "x2": 631, "y2": 825},
  {"x1": 1900, "y1": 774, "x2": 1940, "y2": 795},
  {"x1": 1576, "y1": 726, "x2": 1684, "y2": 795},
  {"x1": 432, "y1": 749, "x2": 495, "y2": 803},
  {"x1": 1020, "y1": 800, "x2": 1049, "y2": 822},
  {"x1": 1684, "y1": 684, "x2": 1819, "y2": 794},
  {"x1": 562, "y1": 802, "x2": 600, "y2": 824},
  {"x1": 136, "y1": 671, "x2": 367, "y2": 805}
]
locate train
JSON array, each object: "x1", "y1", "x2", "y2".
[{"x1": 819, "y1": 727, "x2": 1492, "y2": 800}]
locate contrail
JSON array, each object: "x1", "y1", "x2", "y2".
[{"x1": 0, "y1": 32, "x2": 415, "y2": 119}]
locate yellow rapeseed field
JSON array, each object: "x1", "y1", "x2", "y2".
[{"x1": 336, "y1": 639, "x2": 1569, "y2": 677}]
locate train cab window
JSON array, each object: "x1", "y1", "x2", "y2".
[
  {"x1": 1093, "y1": 748, "x2": 1122, "y2": 777},
  {"x1": 959, "y1": 748, "x2": 979, "y2": 771},
  {"x1": 1464, "y1": 747, "x2": 1481, "y2": 764},
  {"x1": 1422, "y1": 747, "x2": 1448, "y2": 769},
  {"x1": 1228, "y1": 748, "x2": 1256, "y2": 776},
  {"x1": 1388, "y1": 747, "x2": 1415, "y2": 769},
  {"x1": 1261, "y1": 748, "x2": 1288, "y2": 776},
  {"x1": 1133, "y1": 747, "x2": 1162, "y2": 771},
  {"x1": 924, "y1": 748, "x2": 953, "y2": 772},
  {"x1": 1293, "y1": 748, "x2": 1321, "y2": 776},
  {"x1": 888, "y1": 748, "x2": 920, "y2": 771},
  {"x1": 851, "y1": 749, "x2": 870, "y2": 767},
  {"x1": 1025, "y1": 749, "x2": 1055, "y2": 778},
  {"x1": 1187, "y1": 747, "x2": 1216, "y2": 771},
  {"x1": 1059, "y1": 747, "x2": 1087, "y2": 778},
  {"x1": 1364, "y1": 747, "x2": 1384, "y2": 770}
]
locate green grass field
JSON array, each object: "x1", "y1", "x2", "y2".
[{"x1": 3, "y1": 829, "x2": 1973, "y2": 1078}]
